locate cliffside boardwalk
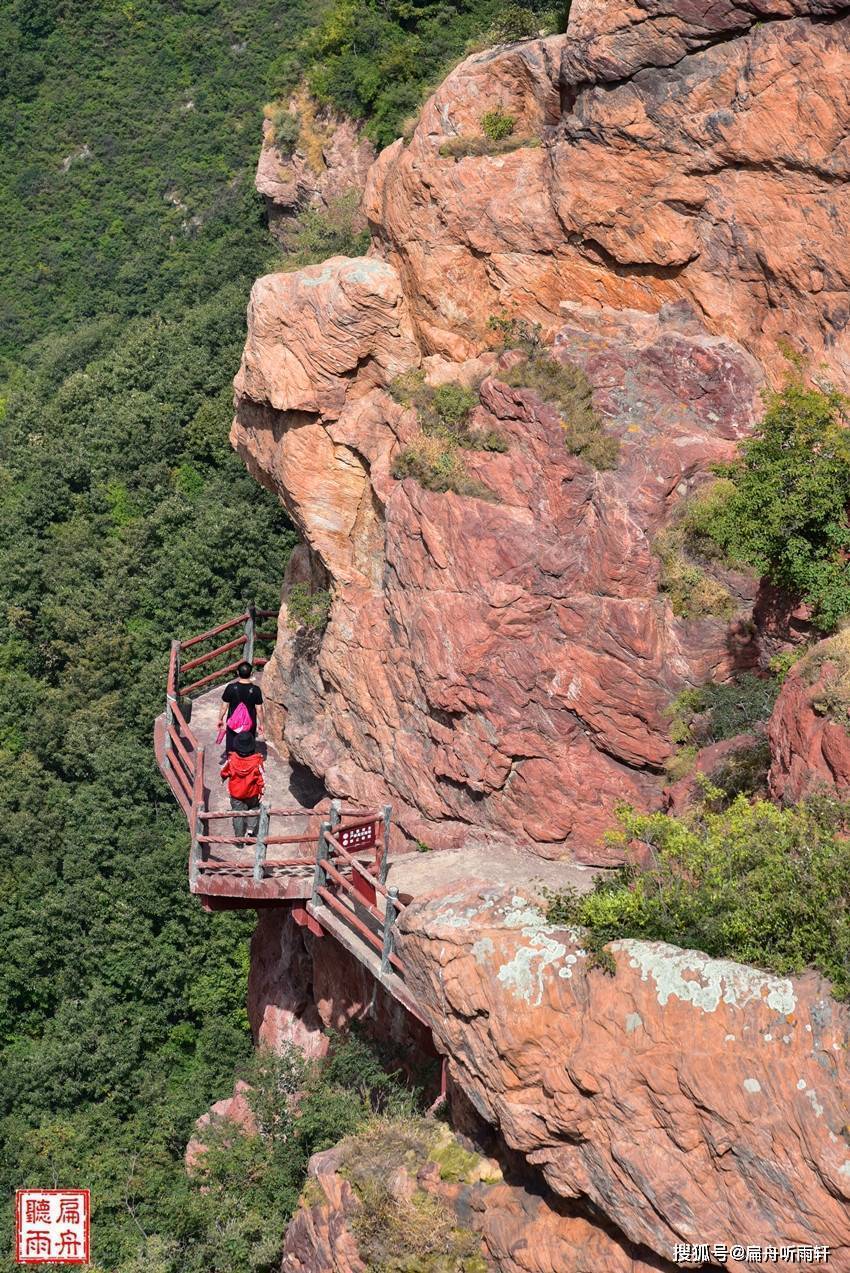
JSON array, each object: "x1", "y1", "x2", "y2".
[{"x1": 154, "y1": 607, "x2": 424, "y2": 1022}]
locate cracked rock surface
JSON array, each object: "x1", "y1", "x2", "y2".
[
  {"x1": 367, "y1": 5, "x2": 850, "y2": 381},
  {"x1": 397, "y1": 883, "x2": 850, "y2": 1270},
  {"x1": 235, "y1": 292, "x2": 761, "y2": 860}
]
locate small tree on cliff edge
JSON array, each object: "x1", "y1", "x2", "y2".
[{"x1": 689, "y1": 372, "x2": 850, "y2": 632}]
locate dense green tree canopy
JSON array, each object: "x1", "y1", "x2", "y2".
[{"x1": 0, "y1": 0, "x2": 526, "y2": 1265}]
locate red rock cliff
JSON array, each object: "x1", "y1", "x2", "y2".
[
  {"x1": 367, "y1": 1, "x2": 850, "y2": 380},
  {"x1": 233, "y1": 0, "x2": 849, "y2": 861}
]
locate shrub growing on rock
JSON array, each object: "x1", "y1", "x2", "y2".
[
  {"x1": 432, "y1": 382, "x2": 479, "y2": 427},
  {"x1": 392, "y1": 443, "x2": 496, "y2": 500},
  {"x1": 293, "y1": 0, "x2": 559, "y2": 149},
  {"x1": 277, "y1": 191, "x2": 371, "y2": 267},
  {"x1": 486, "y1": 313, "x2": 543, "y2": 355},
  {"x1": 501, "y1": 351, "x2": 620, "y2": 470},
  {"x1": 664, "y1": 672, "x2": 779, "y2": 798},
  {"x1": 390, "y1": 371, "x2": 507, "y2": 498},
  {"x1": 489, "y1": 3, "x2": 540, "y2": 41},
  {"x1": 179, "y1": 1034, "x2": 429, "y2": 1273},
  {"x1": 335, "y1": 1118, "x2": 489, "y2": 1272},
  {"x1": 653, "y1": 526, "x2": 735, "y2": 620},
  {"x1": 691, "y1": 375, "x2": 850, "y2": 632},
  {"x1": 480, "y1": 107, "x2": 515, "y2": 141},
  {"x1": 265, "y1": 103, "x2": 301, "y2": 155},
  {"x1": 545, "y1": 792, "x2": 850, "y2": 997},
  {"x1": 668, "y1": 673, "x2": 781, "y2": 748},
  {"x1": 287, "y1": 583, "x2": 332, "y2": 631},
  {"x1": 794, "y1": 627, "x2": 850, "y2": 727},
  {"x1": 438, "y1": 133, "x2": 540, "y2": 159}
]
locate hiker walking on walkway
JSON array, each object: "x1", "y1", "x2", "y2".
[
  {"x1": 220, "y1": 734, "x2": 265, "y2": 839},
  {"x1": 218, "y1": 660, "x2": 264, "y2": 754}
]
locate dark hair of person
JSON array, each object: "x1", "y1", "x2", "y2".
[{"x1": 237, "y1": 661, "x2": 253, "y2": 679}]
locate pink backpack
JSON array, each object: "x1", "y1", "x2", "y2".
[{"x1": 226, "y1": 701, "x2": 253, "y2": 733}]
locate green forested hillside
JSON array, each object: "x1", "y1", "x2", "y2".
[{"x1": 0, "y1": 0, "x2": 558, "y2": 1268}]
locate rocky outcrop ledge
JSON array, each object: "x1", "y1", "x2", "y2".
[{"x1": 396, "y1": 884, "x2": 850, "y2": 1271}]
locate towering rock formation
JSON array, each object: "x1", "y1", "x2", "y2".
[
  {"x1": 233, "y1": 0, "x2": 850, "y2": 861},
  {"x1": 367, "y1": 1, "x2": 850, "y2": 381},
  {"x1": 256, "y1": 94, "x2": 375, "y2": 240}
]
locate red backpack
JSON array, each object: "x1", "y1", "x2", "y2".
[{"x1": 222, "y1": 753, "x2": 264, "y2": 801}]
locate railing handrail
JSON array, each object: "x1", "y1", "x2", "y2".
[
  {"x1": 179, "y1": 612, "x2": 250, "y2": 651},
  {"x1": 196, "y1": 805, "x2": 379, "y2": 821},
  {"x1": 173, "y1": 605, "x2": 277, "y2": 698},
  {"x1": 181, "y1": 635, "x2": 247, "y2": 675},
  {"x1": 163, "y1": 602, "x2": 279, "y2": 887}
]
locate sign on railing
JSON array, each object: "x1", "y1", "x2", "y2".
[
  {"x1": 310, "y1": 806, "x2": 404, "y2": 977},
  {"x1": 338, "y1": 821, "x2": 377, "y2": 852}
]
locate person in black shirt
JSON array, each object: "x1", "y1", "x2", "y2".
[{"x1": 218, "y1": 661, "x2": 264, "y2": 754}]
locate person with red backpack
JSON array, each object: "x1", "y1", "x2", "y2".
[
  {"x1": 220, "y1": 733, "x2": 265, "y2": 839},
  {"x1": 218, "y1": 660, "x2": 264, "y2": 754}
]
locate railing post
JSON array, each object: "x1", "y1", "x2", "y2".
[
  {"x1": 379, "y1": 804, "x2": 392, "y2": 885},
  {"x1": 165, "y1": 638, "x2": 181, "y2": 771},
  {"x1": 170, "y1": 638, "x2": 182, "y2": 703},
  {"x1": 190, "y1": 801, "x2": 205, "y2": 886},
  {"x1": 312, "y1": 819, "x2": 331, "y2": 905},
  {"x1": 244, "y1": 603, "x2": 256, "y2": 665},
  {"x1": 164, "y1": 698, "x2": 174, "y2": 772},
  {"x1": 189, "y1": 745, "x2": 206, "y2": 888},
  {"x1": 253, "y1": 801, "x2": 270, "y2": 882},
  {"x1": 381, "y1": 886, "x2": 399, "y2": 974}
]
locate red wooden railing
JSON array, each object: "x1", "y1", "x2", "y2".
[
  {"x1": 191, "y1": 804, "x2": 388, "y2": 887},
  {"x1": 313, "y1": 818, "x2": 404, "y2": 974},
  {"x1": 161, "y1": 609, "x2": 391, "y2": 889},
  {"x1": 161, "y1": 609, "x2": 407, "y2": 989},
  {"x1": 163, "y1": 604, "x2": 278, "y2": 819}
]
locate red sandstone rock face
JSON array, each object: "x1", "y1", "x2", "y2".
[
  {"x1": 248, "y1": 909, "x2": 435, "y2": 1064},
  {"x1": 235, "y1": 286, "x2": 761, "y2": 861},
  {"x1": 366, "y1": 10, "x2": 850, "y2": 383},
  {"x1": 397, "y1": 885, "x2": 850, "y2": 1270},
  {"x1": 248, "y1": 906, "x2": 327, "y2": 1058},
  {"x1": 280, "y1": 1154, "x2": 366, "y2": 1273},
  {"x1": 235, "y1": 0, "x2": 849, "y2": 857},
  {"x1": 563, "y1": 0, "x2": 850, "y2": 83},
  {"x1": 768, "y1": 640, "x2": 850, "y2": 802},
  {"x1": 256, "y1": 99, "x2": 374, "y2": 238}
]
